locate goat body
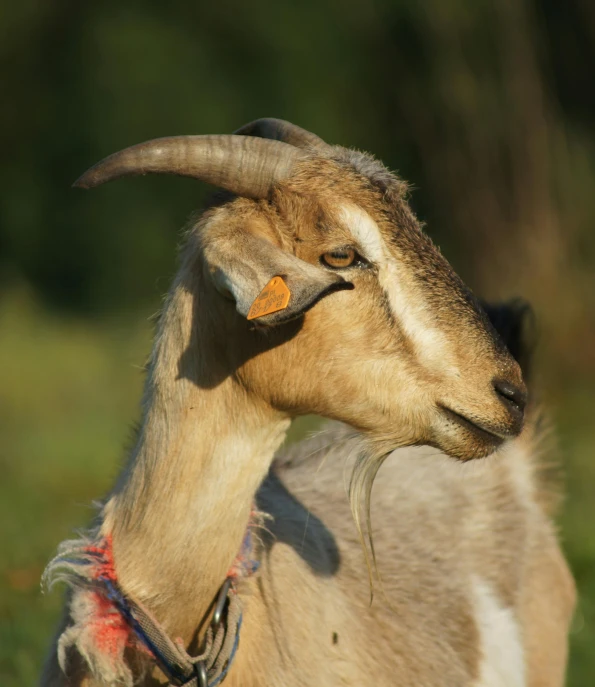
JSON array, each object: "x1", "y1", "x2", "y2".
[
  {"x1": 42, "y1": 418, "x2": 575, "y2": 687},
  {"x1": 257, "y1": 421, "x2": 575, "y2": 687}
]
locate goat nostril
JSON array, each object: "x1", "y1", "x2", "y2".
[{"x1": 493, "y1": 379, "x2": 527, "y2": 414}]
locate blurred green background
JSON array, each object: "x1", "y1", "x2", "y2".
[{"x1": 1, "y1": 1, "x2": 594, "y2": 684}]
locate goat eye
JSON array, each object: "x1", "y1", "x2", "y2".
[{"x1": 321, "y1": 248, "x2": 357, "y2": 269}]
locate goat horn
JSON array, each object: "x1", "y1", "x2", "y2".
[
  {"x1": 73, "y1": 135, "x2": 306, "y2": 199},
  {"x1": 234, "y1": 118, "x2": 329, "y2": 151}
]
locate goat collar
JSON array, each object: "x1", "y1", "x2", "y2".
[
  {"x1": 51, "y1": 528, "x2": 259, "y2": 687},
  {"x1": 104, "y1": 529, "x2": 259, "y2": 687},
  {"x1": 101, "y1": 570, "x2": 244, "y2": 687}
]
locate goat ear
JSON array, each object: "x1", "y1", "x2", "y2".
[{"x1": 204, "y1": 233, "x2": 354, "y2": 326}]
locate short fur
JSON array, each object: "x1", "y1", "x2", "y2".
[{"x1": 40, "y1": 127, "x2": 574, "y2": 687}]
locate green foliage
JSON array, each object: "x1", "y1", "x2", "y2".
[{"x1": 2, "y1": 1, "x2": 595, "y2": 325}]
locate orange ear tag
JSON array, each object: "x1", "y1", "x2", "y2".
[{"x1": 247, "y1": 276, "x2": 291, "y2": 320}]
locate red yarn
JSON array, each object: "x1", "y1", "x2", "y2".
[
  {"x1": 87, "y1": 589, "x2": 131, "y2": 659},
  {"x1": 226, "y1": 507, "x2": 261, "y2": 580},
  {"x1": 82, "y1": 535, "x2": 152, "y2": 660},
  {"x1": 85, "y1": 535, "x2": 118, "y2": 582}
]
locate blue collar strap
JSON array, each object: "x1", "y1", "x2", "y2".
[{"x1": 99, "y1": 574, "x2": 243, "y2": 687}]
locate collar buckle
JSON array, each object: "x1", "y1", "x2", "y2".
[{"x1": 211, "y1": 578, "x2": 232, "y2": 630}]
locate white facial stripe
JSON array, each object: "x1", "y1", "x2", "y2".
[
  {"x1": 339, "y1": 204, "x2": 386, "y2": 264},
  {"x1": 339, "y1": 204, "x2": 450, "y2": 366}
]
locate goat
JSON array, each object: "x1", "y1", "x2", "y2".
[{"x1": 41, "y1": 119, "x2": 575, "y2": 687}]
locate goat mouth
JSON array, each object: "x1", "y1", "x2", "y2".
[{"x1": 438, "y1": 405, "x2": 506, "y2": 447}]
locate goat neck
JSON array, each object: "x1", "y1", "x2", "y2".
[{"x1": 102, "y1": 252, "x2": 289, "y2": 644}]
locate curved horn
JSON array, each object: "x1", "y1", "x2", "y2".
[
  {"x1": 234, "y1": 118, "x2": 329, "y2": 151},
  {"x1": 73, "y1": 135, "x2": 306, "y2": 199}
]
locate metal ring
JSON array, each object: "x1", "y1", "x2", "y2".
[
  {"x1": 194, "y1": 661, "x2": 208, "y2": 687},
  {"x1": 211, "y1": 578, "x2": 232, "y2": 630}
]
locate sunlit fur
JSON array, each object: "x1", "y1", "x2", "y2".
[{"x1": 38, "y1": 142, "x2": 570, "y2": 687}]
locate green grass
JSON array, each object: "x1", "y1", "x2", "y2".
[
  {"x1": 0, "y1": 292, "x2": 151, "y2": 685},
  {"x1": 555, "y1": 385, "x2": 595, "y2": 685},
  {"x1": 1, "y1": 292, "x2": 594, "y2": 685}
]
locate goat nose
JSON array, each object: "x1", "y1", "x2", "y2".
[{"x1": 492, "y1": 378, "x2": 527, "y2": 417}]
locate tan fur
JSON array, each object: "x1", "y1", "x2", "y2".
[
  {"x1": 40, "y1": 138, "x2": 573, "y2": 686},
  {"x1": 520, "y1": 532, "x2": 576, "y2": 687}
]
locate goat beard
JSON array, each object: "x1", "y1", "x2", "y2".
[{"x1": 346, "y1": 431, "x2": 415, "y2": 604}]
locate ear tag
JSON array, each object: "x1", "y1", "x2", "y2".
[{"x1": 247, "y1": 276, "x2": 291, "y2": 320}]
